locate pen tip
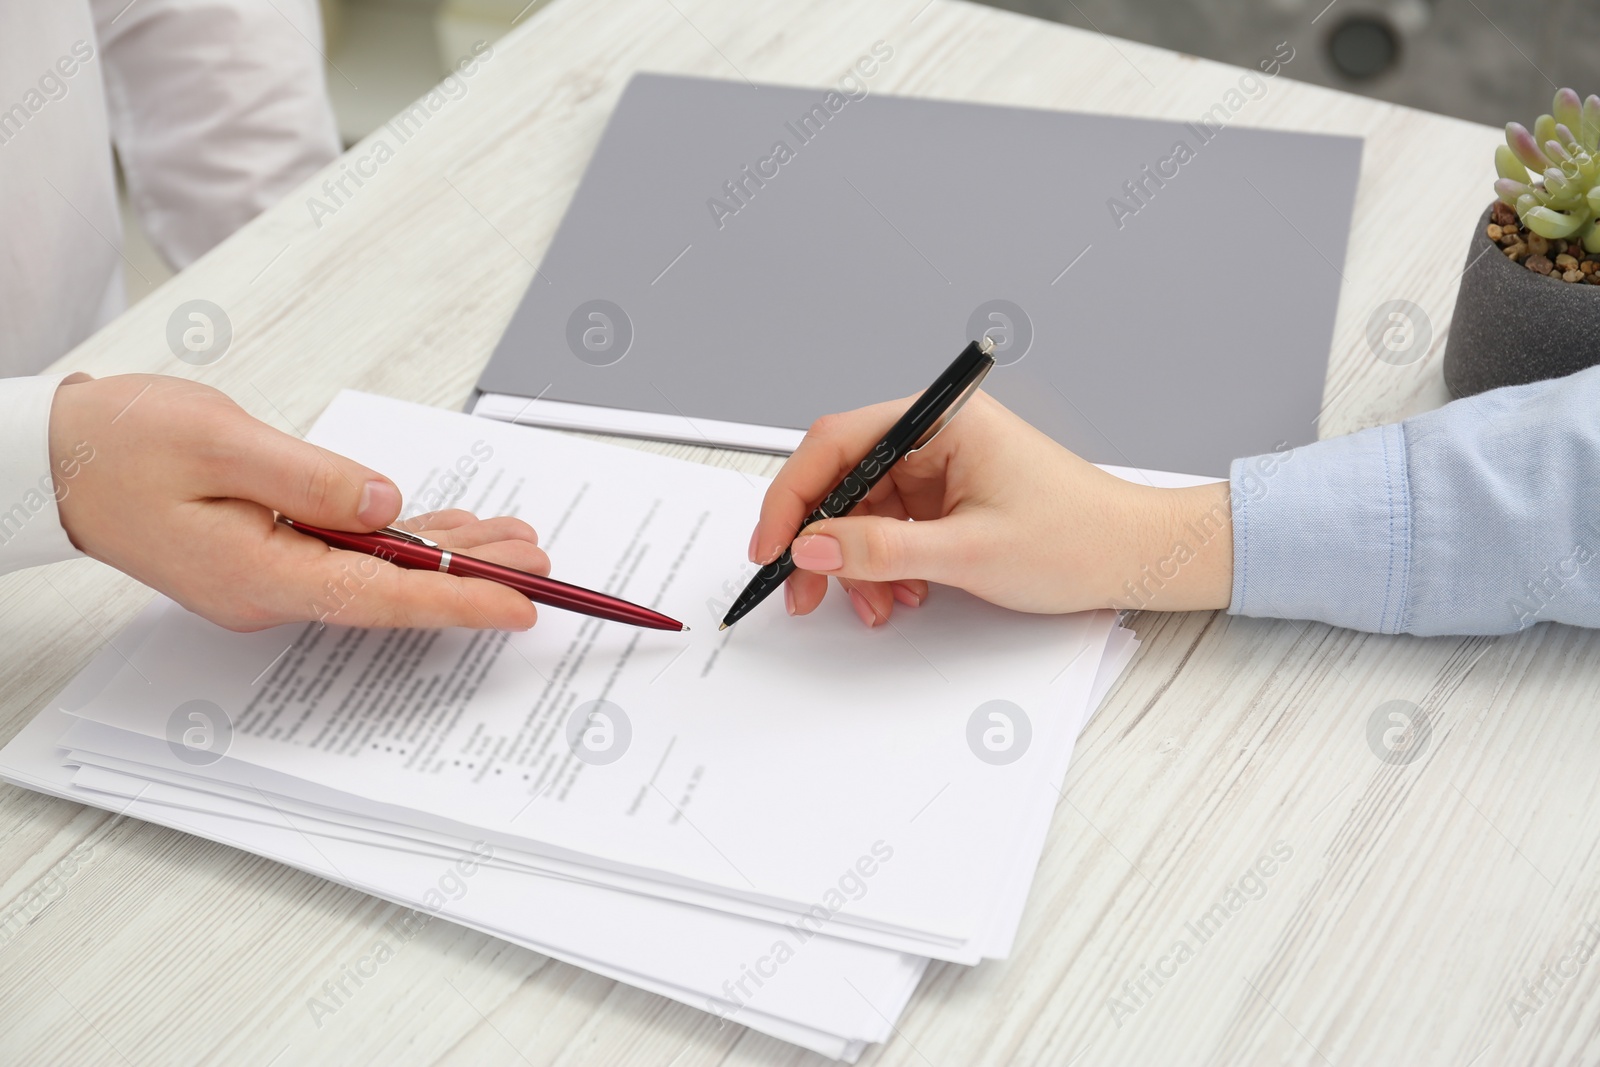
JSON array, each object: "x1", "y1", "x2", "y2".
[
  {"x1": 717, "y1": 622, "x2": 729, "y2": 631},
  {"x1": 682, "y1": 625, "x2": 692, "y2": 632}
]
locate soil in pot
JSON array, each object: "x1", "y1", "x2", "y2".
[
  {"x1": 1485, "y1": 200, "x2": 1600, "y2": 283},
  {"x1": 1444, "y1": 202, "x2": 1600, "y2": 399}
]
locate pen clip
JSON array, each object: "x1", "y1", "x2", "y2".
[
  {"x1": 907, "y1": 337, "x2": 995, "y2": 455},
  {"x1": 380, "y1": 525, "x2": 440, "y2": 548}
]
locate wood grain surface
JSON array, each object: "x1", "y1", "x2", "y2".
[{"x1": 4, "y1": 1, "x2": 1592, "y2": 1064}]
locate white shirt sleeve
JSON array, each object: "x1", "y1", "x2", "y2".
[
  {"x1": 88, "y1": 0, "x2": 340, "y2": 268},
  {"x1": 0, "y1": 375, "x2": 84, "y2": 574},
  {"x1": 0, "y1": 5, "x2": 124, "y2": 378}
]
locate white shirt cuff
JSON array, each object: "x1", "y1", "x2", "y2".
[{"x1": 0, "y1": 375, "x2": 85, "y2": 574}]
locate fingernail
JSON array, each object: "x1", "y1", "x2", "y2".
[
  {"x1": 784, "y1": 582, "x2": 797, "y2": 616},
  {"x1": 747, "y1": 527, "x2": 760, "y2": 564},
  {"x1": 791, "y1": 534, "x2": 843, "y2": 572},
  {"x1": 848, "y1": 587, "x2": 877, "y2": 627},
  {"x1": 892, "y1": 583, "x2": 923, "y2": 608},
  {"x1": 358, "y1": 480, "x2": 400, "y2": 527}
]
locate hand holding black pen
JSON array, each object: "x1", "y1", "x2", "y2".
[{"x1": 719, "y1": 337, "x2": 996, "y2": 629}]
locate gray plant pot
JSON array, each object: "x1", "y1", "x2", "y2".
[{"x1": 1444, "y1": 204, "x2": 1600, "y2": 398}]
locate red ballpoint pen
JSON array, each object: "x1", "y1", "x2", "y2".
[{"x1": 280, "y1": 518, "x2": 688, "y2": 632}]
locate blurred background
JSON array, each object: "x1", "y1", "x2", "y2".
[
  {"x1": 120, "y1": 0, "x2": 1600, "y2": 295},
  {"x1": 988, "y1": 0, "x2": 1599, "y2": 127},
  {"x1": 315, "y1": 0, "x2": 547, "y2": 145}
]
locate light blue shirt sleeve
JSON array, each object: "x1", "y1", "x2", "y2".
[{"x1": 1229, "y1": 364, "x2": 1600, "y2": 636}]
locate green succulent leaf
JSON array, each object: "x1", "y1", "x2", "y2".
[
  {"x1": 1554, "y1": 89, "x2": 1583, "y2": 136},
  {"x1": 1494, "y1": 178, "x2": 1531, "y2": 205},
  {"x1": 1522, "y1": 205, "x2": 1589, "y2": 239},
  {"x1": 1539, "y1": 172, "x2": 1587, "y2": 209},
  {"x1": 1588, "y1": 186, "x2": 1600, "y2": 216},
  {"x1": 1535, "y1": 114, "x2": 1560, "y2": 152},
  {"x1": 1507, "y1": 123, "x2": 1551, "y2": 171},
  {"x1": 1518, "y1": 192, "x2": 1544, "y2": 217},
  {"x1": 1584, "y1": 95, "x2": 1600, "y2": 151},
  {"x1": 1585, "y1": 219, "x2": 1600, "y2": 254},
  {"x1": 1496, "y1": 144, "x2": 1531, "y2": 183}
]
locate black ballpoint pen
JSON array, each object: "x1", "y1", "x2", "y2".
[{"x1": 719, "y1": 336, "x2": 997, "y2": 629}]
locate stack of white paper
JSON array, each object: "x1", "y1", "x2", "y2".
[{"x1": 0, "y1": 392, "x2": 1140, "y2": 1060}]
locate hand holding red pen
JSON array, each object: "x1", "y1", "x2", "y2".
[{"x1": 48, "y1": 374, "x2": 549, "y2": 632}]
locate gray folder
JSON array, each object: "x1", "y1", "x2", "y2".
[{"x1": 475, "y1": 72, "x2": 1362, "y2": 476}]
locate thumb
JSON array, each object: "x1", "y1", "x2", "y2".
[
  {"x1": 790, "y1": 514, "x2": 980, "y2": 587},
  {"x1": 220, "y1": 420, "x2": 402, "y2": 530}
]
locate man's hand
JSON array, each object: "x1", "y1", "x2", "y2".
[{"x1": 49, "y1": 374, "x2": 547, "y2": 632}]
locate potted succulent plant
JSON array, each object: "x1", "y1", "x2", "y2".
[{"x1": 1444, "y1": 88, "x2": 1600, "y2": 398}]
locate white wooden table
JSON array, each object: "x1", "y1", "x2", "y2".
[{"x1": 5, "y1": 0, "x2": 1593, "y2": 1063}]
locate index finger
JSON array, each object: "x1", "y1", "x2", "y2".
[{"x1": 752, "y1": 396, "x2": 914, "y2": 564}]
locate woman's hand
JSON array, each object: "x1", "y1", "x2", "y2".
[
  {"x1": 749, "y1": 390, "x2": 1234, "y2": 626},
  {"x1": 48, "y1": 374, "x2": 547, "y2": 632}
]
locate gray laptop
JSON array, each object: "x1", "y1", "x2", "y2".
[{"x1": 474, "y1": 72, "x2": 1362, "y2": 477}]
